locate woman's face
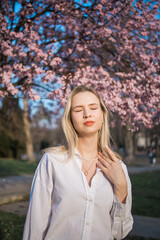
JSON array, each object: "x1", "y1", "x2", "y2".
[{"x1": 71, "y1": 91, "x2": 103, "y2": 137}]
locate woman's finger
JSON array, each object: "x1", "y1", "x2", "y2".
[
  {"x1": 105, "y1": 145, "x2": 118, "y2": 162},
  {"x1": 98, "y1": 152, "x2": 113, "y2": 165},
  {"x1": 98, "y1": 154, "x2": 110, "y2": 168},
  {"x1": 97, "y1": 162, "x2": 108, "y2": 172}
]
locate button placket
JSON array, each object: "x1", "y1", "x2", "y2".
[{"x1": 82, "y1": 176, "x2": 96, "y2": 240}]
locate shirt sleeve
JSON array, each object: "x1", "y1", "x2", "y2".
[
  {"x1": 110, "y1": 162, "x2": 134, "y2": 240},
  {"x1": 23, "y1": 153, "x2": 54, "y2": 240}
]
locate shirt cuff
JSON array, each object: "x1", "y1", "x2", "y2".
[{"x1": 113, "y1": 194, "x2": 128, "y2": 218}]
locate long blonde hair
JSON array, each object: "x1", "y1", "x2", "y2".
[
  {"x1": 42, "y1": 85, "x2": 122, "y2": 161},
  {"x1": 61, "y1": 85, "x2": 110, "y2": 160}
]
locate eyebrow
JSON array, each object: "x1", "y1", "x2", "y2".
[{"x1": 72, "y1": 103, "x2": 99, "y2": 110}]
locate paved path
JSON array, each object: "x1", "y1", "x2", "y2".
[
  {"x1": 0, "y1": 174, "x2": 33, "y2": 205},
  {"x1": 0, "y1": 164, "x2": 160, "y2": 239},
  {"x1": 128, "y1": 163, "x2": 160, "y2": 174},
  {"x1": 130, "y1": 215, "x2": 160, "y2": 239}
]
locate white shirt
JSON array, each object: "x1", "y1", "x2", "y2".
[{"x1": 23, "y1": 150, "x2": 133, "y2": 240}]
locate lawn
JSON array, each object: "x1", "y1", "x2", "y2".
[
  {"x1": 0, "y1": 211, "x2": 25, "y2": 240},
  {"x1": 0, "y1": 159, "x2": 38, "y2": 177},
  {"x1": 130, "y1": 171, "x2": 160, "y2": 218}
]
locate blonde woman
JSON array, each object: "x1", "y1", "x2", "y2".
[{"x1": 23, "y1": 85, "x2": 133, "y2": 240}]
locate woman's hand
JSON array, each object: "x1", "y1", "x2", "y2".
[{"x1": 97, "y1": 145, "x2": 127, "y2": 203}]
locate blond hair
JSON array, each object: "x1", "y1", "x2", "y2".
[
  {"x1": 61, "y1": 85, "x2": 110, "y2": 159},
  {"x1": 43, "y1": 85, "x2": 112, "y2": 160}
]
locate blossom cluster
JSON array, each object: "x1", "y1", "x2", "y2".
[{"x1": 0, "y1": 0, "x2": 159, "y2": 129}]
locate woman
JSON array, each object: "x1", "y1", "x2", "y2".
[{"x1": 23, "y1": 85, "x2": 133, "y2": 240}]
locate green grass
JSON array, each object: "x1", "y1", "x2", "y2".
[
  {"x1": 0, "y1": 159, "x2": 38, "y2": 177},
  {"x1": 0, "y1": 211, "x2": 25, "y2": 240},
  {"x1": 130, "y1": 171, "x2": 160, "y2": 218}
]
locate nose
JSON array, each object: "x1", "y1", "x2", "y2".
[{"x1": 83, "y1": 108, "x2": 91, "y2": 118}]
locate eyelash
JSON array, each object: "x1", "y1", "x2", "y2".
[
  {"x1": 75, "y1": 110, "x2": 82, "y2": 112},
  {"x1": 75, "y1": 108, "x2": 98, "y2": 112}
]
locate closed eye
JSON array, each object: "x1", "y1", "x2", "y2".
[
  {"x1": 75, "y1": 109, "x2": 83, "y2": 112},
  {"x1": 74, "y1": 108, "x2": 83, "y2": 112}
]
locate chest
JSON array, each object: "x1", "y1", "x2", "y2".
[
  {"x1": 82, "y1": 160, "x2": 97, "y2": 186},
  {"x1": 52, "y1": 160, "x2": 113, "y2": 210}
]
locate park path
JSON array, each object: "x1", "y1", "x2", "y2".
[{"x1": 0, "y1": 164, "x2": 160, "y2": 239}]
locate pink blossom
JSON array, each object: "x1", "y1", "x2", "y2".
[
  {"x1": 0, "y1": 90, "x2": 8, "y2": 97},
  {"x1": 0, "y1": 0, "x2": 159, "y2": 128}
]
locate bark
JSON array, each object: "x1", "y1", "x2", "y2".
[
  {"x1": 23, "y1": 98, "x2": 35, "y2": 162},
  {"x1": 124, "y1": 126, "x2": 135, "y2": 164}
]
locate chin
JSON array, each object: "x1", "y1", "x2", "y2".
[{"x1": 79, "y1": 129, "x2": 99, "y2": 137}]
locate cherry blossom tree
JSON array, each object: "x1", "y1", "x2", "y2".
[{"x1": 0, "y1": 0, "x2": 159, "y2": 162}]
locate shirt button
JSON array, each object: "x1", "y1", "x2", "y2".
[
  {"x1": 89, "y1": 199, "x2": 92, "y2": 202},
  {"x1": 86, "y1": 223, "x2": 90, "y2": 226}
]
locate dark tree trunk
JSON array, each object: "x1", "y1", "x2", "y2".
[
  {"x1": 124, "y1": 126, "x2": 135, "y2": 164},
  {"x1": 23, "y1": 98, "x2": 35, "y2": 162}
]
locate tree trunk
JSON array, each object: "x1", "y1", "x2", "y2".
[
  {"x1": 124, "y1": 126, "x2": 135, "y2": 164},
  {"x1": 23, "y1": 98, "x2": 35, "y2": 162}
]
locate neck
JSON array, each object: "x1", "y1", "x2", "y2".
[{"x1": 78, "y1": 134, "x2": 98, "y2": 159}]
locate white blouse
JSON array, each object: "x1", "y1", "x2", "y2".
[{"x1": 23, "y1": 150, "x2": 133, "y2": 240}]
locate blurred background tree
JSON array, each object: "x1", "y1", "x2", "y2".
[{"x1": 0, "y1": 97, "x2": 26, "y2": 158}]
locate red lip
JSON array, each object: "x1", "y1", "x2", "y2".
[{"x1": 84, "y1": 121, "x2": 95, "y2": 126}]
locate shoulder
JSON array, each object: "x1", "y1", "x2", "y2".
[
  {"x1": 40, "y1": 146, "x2": 68, "y2": 163},
  {"x1": 34, "y1": 149, "x2": 68, "y2": 179},
  {"x1": 42, "y1": 145, "x2": 67, "y2": 154}
]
